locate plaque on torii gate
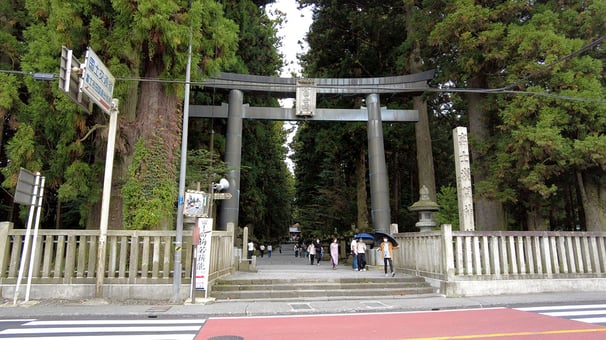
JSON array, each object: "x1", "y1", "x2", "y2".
[
  {"x1": 295, "y1": 79, "x2": 317, "y2": 117},
  {"x1": 193, "y1": 71, "x2": 434, "y2": 234}
]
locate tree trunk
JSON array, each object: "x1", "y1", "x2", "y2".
[
  {"x1": 467, "y1": 76, "x2": 505, "y2": 231},
  {"x1": 527, "y1": 202, "x2": 549, "y2": 231},
  {"x1": 405, "y1": 2, "x2": 437, "y2": 203},
  {"x1": 413, "y1": 96, "x2": 436, "y2": 202},
  {"x1": 87, "y1": 55, "x2": 179, "y2": 230},
  {"x1": 55, "y1": 199, "x2": 61, "y2": 229},
  {"x1": 391, "y1": 151, "x2": 401, "y2": 225},
  {"x1": 576, "y1": 171, "x2": 606, "y2": 232},
  {"x1": 86, "y1": 68, "x2": 140, "y2": 230},
  {"x1": 134, "y1": 58, "x2": 181, "y2": 230},
  {"x1": 356, "y1": 148, "x2": 369, "y2": 229}
]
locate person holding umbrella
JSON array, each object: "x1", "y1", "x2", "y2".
[{"x1": 377, "y1": 236, "x2": 399, "y2": 277}]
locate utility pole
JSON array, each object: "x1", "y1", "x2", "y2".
[{"x1": 173, "y1": 21, "x2": 193, "y2": 303}]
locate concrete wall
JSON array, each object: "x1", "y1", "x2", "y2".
[
  {"x1": 440, "y1": 278, "x2": 606, "y2": 297},
  {"x1": 1, "y1": 283, "x2": 191, "y2": 301}
]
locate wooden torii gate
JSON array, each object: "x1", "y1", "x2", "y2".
[{"x1": 190, "y1": 70, "x2": 434, "y2": 234}]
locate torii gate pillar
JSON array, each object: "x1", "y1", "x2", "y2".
[
  {"x1": 217, "y1": 91, "x2": 392, "y2": 234},
  {"x1": 367, "y1": 94, "x2": 391, "y2": 234},
  {"x1": 219, "y1": 90, "x2": 243, "y2": 231}
]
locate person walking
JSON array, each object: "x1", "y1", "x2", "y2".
[
  {"x1": 356, "y1": 238, "x2": 367, "y2": 271},
  {"x1": 307, "y1": 242, "x2": 315, "y2": 265},
  {"x1": 260, "y1": 244, "x2": 265, "y2": 258},
  {"x1": 247, "y1": 241, "x2": 254, "y2": 263},
  {"x1": 267, "y1": 244, "x2": 272, "y2": 258},
  {"x1": 350, "y1": 238, "x2": 358, "y2": 270},
  {"x1": 294, "y1": 244, "x2": 299, "y2": 257},
  {"x1": 314, "y1": 239, "x2": 322, "y2": 265},
  {"x1": 377, "y1": 236, "x2": 399, "y2": 276},
  {"x1": 330, "y1": 238, "x2": 339, "y2": 270}
]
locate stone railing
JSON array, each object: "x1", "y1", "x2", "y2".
[
  {"x1": 394, "y1": 224, "x2": 606, "y2": 296},
  {"x1": 0, "y1": 221, "x2": 235, "y2": 300}
]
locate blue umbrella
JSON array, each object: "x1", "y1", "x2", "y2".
[
  {"x1": 354, "y1": 233, "x2": 376, "y2": 248},
  {"x1": 354, "y1": 233, "x2": 375, "y2": 240}
]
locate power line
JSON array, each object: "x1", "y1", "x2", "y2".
[
  {"x1": 494, "y1": 35, "x2": 606, "y2": 92},
  {"x1": 2, "y1": 34, "x2": 604, "y2": 104}
]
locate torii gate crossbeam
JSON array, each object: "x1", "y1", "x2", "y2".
[{"x1": 190, "y1": 104, "x2": 418, "y2": 122}]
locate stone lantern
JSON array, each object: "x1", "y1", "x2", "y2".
[{"x1": 408, "y1": 185, "x2": 440, "y2": 232}]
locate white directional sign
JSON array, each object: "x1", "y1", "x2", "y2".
[
  {"x1": 80, "y1": 48, "x2": 115, "y2": 114},
  {"x1": 213, "y1": 192, "x2": 232, "y2": 200}
]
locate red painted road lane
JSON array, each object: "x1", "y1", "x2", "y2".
[{"x1": 196, "y1": 308, "x2": 606, "y2": 340}]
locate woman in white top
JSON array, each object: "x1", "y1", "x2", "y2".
[
  {"x1": 307, "y1": 242, "x2": 316, "y2": 265},
  {"x1": 377, "y1": 237, "x2": 399, "y2": 276},
  {"x1": 356, "y1": 239, "x2": 367, "y2": 271}
]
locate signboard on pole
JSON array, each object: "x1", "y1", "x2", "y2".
[
  {"x1": 195, "y1": 218, "x2": 213, "y2": 294},
  {"x1": 14, "y1": 168, "x2": 37, "y2": 205},
  {"x1": 12, "y1": 170, "x2": 42, "y2": 304},
  {"x1": 80, "y1": 47, "x2": 115, "y2": 114},
  {"x1": 213, "y1": 192, "x2": 232, "y2": 200},
  {"x1": 59, "y1": 46, "x2": 93, "y2": 113},
  {"x1": 184, "y1": 190, "x2": 210, "y2": 217}
]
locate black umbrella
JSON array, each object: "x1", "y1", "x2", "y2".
[{"x1": 374, "y1": 232, "x2": 398, "y2": 247}]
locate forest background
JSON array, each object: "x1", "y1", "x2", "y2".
[{"x1": 0, "y1": 0, "x2": 604, "y2": 247}]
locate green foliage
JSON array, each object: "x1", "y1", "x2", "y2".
[
  {"x1": 0, "y1": 74, "x2": 21, "y2": 110},
  {"x1": 239, "y1": 120, "x2": 294, "y2": 241},
  {"x1": 185, "y1": 148, "x2": 228, "y2": 190},
  {"x1": 1, "y1": 124, "x2": 41, "y2": 186},
  {"x1": 122, "y1": 137, "x2": 177, "y2": 230},
  {"x1": 57, "y1": 160, "x2": 101, "y2": 226},
  {"x1": 435, "y1": 186, "x2": 459, "y2": 231}
]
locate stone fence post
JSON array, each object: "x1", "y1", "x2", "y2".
[
  {"x1": 0, "y1": 222, "x2": 14, "y2": 279},
  {"x1": 441, "y1": 224, "x2": 455, "y2": 282}
]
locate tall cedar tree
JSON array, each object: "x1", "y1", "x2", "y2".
[
  {"x1": 1, "y1": 0, "x2": 240, "y2": 230},
  {"x1": 427, "y1": 0, "x2": 605, "y2": 231}
]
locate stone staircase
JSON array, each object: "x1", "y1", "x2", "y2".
[{"x1": 211, "y1": 275, "x2": 435, "y2": 301}]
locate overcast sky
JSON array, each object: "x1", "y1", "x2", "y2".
[
  {"x1": 266, "y1": 1, "x2": 313, "y2": 173},
  {"x1": 266, "y1": 0, "x2": 313, "y2": 78}
]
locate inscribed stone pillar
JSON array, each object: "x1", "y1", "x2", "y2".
[
  {"x1": 453, "y1": 127, "x2": 475, "y2": 231},
  {"x1": 219, "y1": 90, "x2": 243, "y2": 231},
  {"x1": 366, "y1": 94, "x2": 391, "y2": 234}
]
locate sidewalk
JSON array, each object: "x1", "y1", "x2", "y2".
[{"x1": 1, "y1": 248, "x2": 604, "y2": 319}]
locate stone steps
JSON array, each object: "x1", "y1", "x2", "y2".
[{"x1": 211, "y1": 276, "x2": 435, "y2": 301}]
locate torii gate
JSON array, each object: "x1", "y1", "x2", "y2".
[{"x1": 191, "y1": 70, "x2": 434, "y2": 234}]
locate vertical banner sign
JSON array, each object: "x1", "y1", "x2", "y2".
[{"x1": 195, "y1": 218, "x2": 213, "y2": 291}]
